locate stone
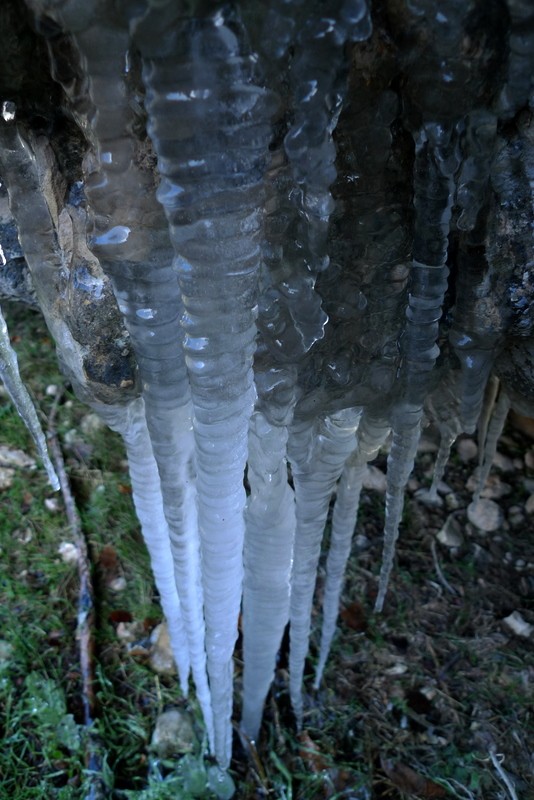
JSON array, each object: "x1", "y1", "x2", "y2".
[
  {"x1": 467, "y1": 499, "x2": 503, "y2": 532},
  {"x1": 150, "y1": 709, "x2": 196, "y2": 758},
  {"x1": 456, "y1": 438, "x2": 478, "y2": 463},
  {"x1": 149, "y1": 622, "x2": 176, "y2": 675}
]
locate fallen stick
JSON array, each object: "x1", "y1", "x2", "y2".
[{"x1": 48, "y1": 390, "x2": 106, "y2": 799}]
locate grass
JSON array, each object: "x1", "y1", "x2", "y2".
[{"x1": 1, "y1": 300, "x2": 533, "y2": 799}]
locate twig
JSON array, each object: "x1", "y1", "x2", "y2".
[
  {"x1": 430, "y1": 539, "x2": 458, "y2": 596},
  {"x1": 48, "y1": 390, "x2": 106, "y2": 798},
  {"x1": 488, "y1": 749, "x2": 519, "y2": 800}
]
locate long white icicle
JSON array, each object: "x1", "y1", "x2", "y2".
[
  {"x1": 91, "y1": 399, "x2": 190, "y2": 690},
  {"x1": 241, "y1": 412, "x2": 295, "y2": 742},
  {"x1": 135, "y1": 5, "x2": 277, "y2": 767},
  {"x1": 288, "y1": 408, "x2": 361, "y2": 726},
  {"x1": 315, "y1": 412, "x2": 390, "y2": 688}
]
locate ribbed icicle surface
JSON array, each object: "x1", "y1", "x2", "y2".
[
  {"x1": 241, "y1": 412, "x2": 295, "y2": 741},
  {"x1": 90, "y1": 398, "x2": 190, "y2": 686},
  {"x1": 315, "y1": 411, "x2": 390, "y2": 687},
  {"x1": 135, "y1": 6, "x2": 277, "y2": 768},
  {"x1": 377, "y1": 124, "x2": 453, "y2": 613},
  {"x1": 46, "y1": 1, "x2": 214, "y2": 746},
  {"x1": 287, "y1": 408, "x2": 361, "y2": 725}
]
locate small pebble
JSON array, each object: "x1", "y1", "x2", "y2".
[
  {"x1": 13, "y1": 527, "x2": 32, "y2": 544},
  {"x1": 525, "y1": 494, "x2": 534, "y2": 515},
  {"x1": 149, "y1": 622, "x2": 176, "y2": 675},
  {"x1": 492, "y1": 451, "x2": 515, "y2": 472},
  {"x1": 45, "y1": 384, "x2": 59, "y2": 396},
  {"x1": 108, "y1": 576, "x2": 127, "y2": 592},
  {"x1": 467, "y1": 499, "x2": 503, "y2": 532},
  {"x1": 417, "y1": 436, "x2": 439, "y2": 454},
  {"x1": 58, "y1": 542, "x2": 80, "y2": 563},
  {"x1": 415, "y1": 488, "x2": 443, "y2": 508},
  {"x1": 116, "y1": 622, "x2": 142, "y2": 643},
  {"x1": 445, "y1": 492, "x2": 461, "y2": 511},
  {"x1": 525, "y1": 449, "x2": 534, "y2": 470},
  {"x1": 150, "y1": 708, "x2": 195, "y2": 757},
  {"x1": 363, "y1": 465, "x2": 386, "y2": 493},
  {"x1": 45, "y1": 497, "x2": 60, "y2": 513},
  {"x1": 80, "y1": 413, "x2": 106, "y2": 437},
  {"x1": 502, "y1": 611, "x2": 533, "y2": 639},
  {"x1": 437, "y1": 515, "x2": 464, "y2": 548},
  {"x1": 456, "y1": 438, "x2": 478, "y2": 463},
  {"x1": 0, "y1": 467, "x2": 15, "y2": 490}
]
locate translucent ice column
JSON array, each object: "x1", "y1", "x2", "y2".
[
  {"x1": 287, "y1": 407, "x2": 362, "y2": 726},
  {"x1": 135, "y1": 5, "x2": 277, "y2": 767},
  {"x1": 35, "y1": 0, "x2": 213, "y2": 744}
]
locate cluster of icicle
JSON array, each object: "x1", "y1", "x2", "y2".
[{"x1": 0, "y1": 0, "x2": 533, "y2": 776}]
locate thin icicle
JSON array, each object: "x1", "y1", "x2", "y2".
[
  {"x1": 241, "y1": 412, "x2": 295, "y2": 742},
  {"x1": 315, "y1": 411, "x2": 390, "y2": 688},
  {"x1": 472, "y1": 387, "x2": 511, "y2": 505},
  {"x1": 288, "y1": 407, "x2": 361, "y2": 726},
  {"x1": 377, "y1": 123, "x2": 454, "y2": 613},
  {"x1": 0, "y1": 304, "x2": 59, "y2": 490},
  {"x1": 90, "y1": 398, "x2": 190, "y2": 692},
  {"x1": 477, "y1": 376, "x2": 500, "y2": 468},
  {"x1": 425, "y1": 432, "x2": 455, "y2": 503}
]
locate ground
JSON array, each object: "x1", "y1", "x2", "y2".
[{"x1": 0, "y1": 302, "x2": 532, "y2": 800}]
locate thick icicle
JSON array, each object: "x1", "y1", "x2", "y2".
[
  {"x1": 37, "y1": 0, "x2": 215, "y2": 748},
  {"x1": 134, "y1": 6, "x2": 277, "y2": 767},
  {"x1": 288, "y1": 407, "x2": 361, "y2": 726},
  {"x1": 315, "y1": 411, "x2": 390, "y2": 688},
  {"x1": 240, "y1": 412, "x2": 295, "y2": 741},
  {"x1": 0, "y1": 304, "x2": 59, "y2": 490},
  {"x1": 90, "y1": 398, "x2": 190, "y2": 691}
]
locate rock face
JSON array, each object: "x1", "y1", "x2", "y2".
[{"x1": 0, "y1": 0, "x2": 532, "y2": 770}]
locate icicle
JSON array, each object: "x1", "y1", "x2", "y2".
[
  {"x1": 314, "y1": 411, "x2": 390, "y2": 689},
  {"x1": 495, "y1": 0, "x2": 534, "y2": 120},
  {"x1": 134, "y1": 7, "x2": 277, "y2": 767},
  {"x1": 0, "y1": 304, "x2": 59, "y2": 490},
  {"x1": 240, "y1": 412, "x2": 295, "y2": 742},
  {"x1": 288, "y1": 407, "x2": 361, "y2": 726},
  {"x1": 90, "y1": 398, "x2": 190, "y2": 691},
  {"x1": 472, "y1": 387, "x2": 511, "y2": 505},
  {"x1": 377, "y1": 122, "x2": 454, "y2": 613},
  {"x1": 39, "y1": 0, "x2": 215, "y2": 751},
  {"x1": 477, "y1": 375, "x2": 500, "y2": 469}
]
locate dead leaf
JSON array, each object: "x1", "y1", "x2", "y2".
[
  {"x1": 298, "y1": 730, "x2": 329, "y2": 774},
  {"x1": 380, "y1": 757, "x2": 446, "y2": 798},
  {"x1": 109, "y1": 609, "x2": 133, "y2": 624},
  {"x1": 340, "y1": 601, "x2": 367, "y2": 631},
  {"x1": 98, "y1": 544, "x2": 119, "y2": 571}
]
